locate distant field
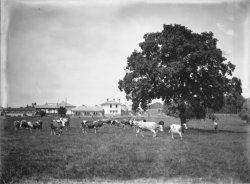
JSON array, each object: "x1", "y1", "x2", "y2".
[{"x1": 0, "y1": 115, "x2": 250, "y2": 183}]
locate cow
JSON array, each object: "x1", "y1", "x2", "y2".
[
  {"x1": 50, "y1": 119, "x2": 66, "y2": 135},
  {"x1": 32, "y1": 120, "x2": 43, "y2": 131},
  {"x1": 100, "y1": 119, "x2": 112, "y2": 126},
  {"x1": 81, "y1": 120, "x2": 105, "y2": 134},
  {"x1": 134, "y1": 120, "x2": 164, "y2": 137},
  {"x1": 169, "y1": 123, "x2": 188, "y2": 140},
  {"x1": 18, "y1": 120, "x2": 43, "y2": 133},
  {"x1": 111, "y1": 119, "x2": 121, "y2": 127},
  {"x1": 119, "y1": 119, "x2": 131, "y2": 128},
  {"x1": 60, "y1": 117, "x2": 70, "y2": 130},
  {"x1": 19, "y1": 120, "x2": 34, "y2": 133}
]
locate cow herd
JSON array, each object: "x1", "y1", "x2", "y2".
[{"x1": 13, "y1": 117, "x2": 188, "y2": 139}]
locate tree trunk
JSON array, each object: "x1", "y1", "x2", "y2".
[
  {"x1": 180, "y1": 113, "x2": 187, "y2": 133},
  {"x1": 178, "y1": 102, "x2": 187, "y2": 133}
]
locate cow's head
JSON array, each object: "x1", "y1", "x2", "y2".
[
  {"x1": 158, "y1": 121, "x2": 164, "y2": 125},
  {"x1": 159, "y1": 125, "x2": 164, "y2": 132},
  {"x1": 60, "y1": 119, "x2": 66, "y2": 127}
]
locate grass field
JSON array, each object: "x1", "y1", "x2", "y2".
[{"x1": 0, "y1": 115, "x2": 250, "y2": 183}]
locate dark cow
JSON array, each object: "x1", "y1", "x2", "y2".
[
  {"x1": 111, "y1": 119, "x2": 121, "y2": 127},
  {"x1": 32, "y1": 120, "x2": 43, "y2": 131},
  {"x1": 81, "y1": 120, "x2": 105, "y2": 134},
  {"x1": 119, "y1": 119, "x2": 131, "y2": 128},
  {"x1": 102, "y1": 119, "x2": 112, "y2": 126},
  {"x1": 51, "y1": 119, "x2": 66, "y2": 135},
  {"x1": 19, "y1": 119, "x2": 43, "y2": 133}
]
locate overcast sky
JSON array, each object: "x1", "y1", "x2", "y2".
[{"x1": 1, "y1": 0, "x2": 250, "y2": 107}]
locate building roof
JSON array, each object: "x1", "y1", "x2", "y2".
[
  {"x1": 4, "y1": 107, "x2": 36, "y2": 112},
  {"x1": 72, "y1": 106, "x2": 103, "y2": 112},
  {"x1": 35, "y1": 101, "x2": 75, "y2": 109},
  {"x1": 35, "y1": 103, "x2": 59, "y2": 109},
  {"x1": 58, "y1": 101, "x2": 75, "y2": 107},
  {"x1": 101, "y1": 99, "x2": 122, "y2": 106}
]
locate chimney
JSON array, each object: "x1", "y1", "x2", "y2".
[
  {"x1": 119, "y1": 99, "x2": 120, "y2": 103},
  {"x1": 107, "y1": 98, "x2": 109, "y2": 102},
  {"x1": 113, "y1": 98, "x2": 115, "y2": 101}
]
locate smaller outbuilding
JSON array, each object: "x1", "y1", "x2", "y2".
[
  {"x1": 3, "y1": 107, "x2": 36, "y2": 117},
  {"x1": 146, "y1": 102, "x2": 163, "y2": 115},
  {"x1": 35, "y1": 101, "x2": 76, "y2": 115}
]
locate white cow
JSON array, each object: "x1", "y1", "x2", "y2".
[
  {"x1": 51, "y1": 119, "x2": 66, "y2": 135},
  {"x1": 169, "y1": 123, "x2": 188, "y2": 140},
  {"x1": 134, "y1": 120, "x2": 164, "y2": 137}
]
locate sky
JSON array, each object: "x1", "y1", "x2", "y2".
[{"x1": 1, "y1": 0, "x2": 250, "y2": 107}]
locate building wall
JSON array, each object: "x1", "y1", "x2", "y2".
[
  {"x1": 73, "y1": 111, "x2": 103, "y2": 117},
  {"x1": 5, "y1": 111, "x2": 35, "y2": 117},
  {"x1": 5, "y1": 112, "x2": 24, "y2": 117},
  {"x1": 102, "y1": 104, "x2": 122, "y2": 115}
]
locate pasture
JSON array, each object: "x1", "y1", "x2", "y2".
[{"x1": 0, "y1": 115, "x2": 250, "y2": 183}]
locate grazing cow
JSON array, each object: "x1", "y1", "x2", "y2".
[
  {"x1": 18, "y1": 120, "x2": 42, "y2": 133},
  {"x1": 81, "y1": 120, "x2": 105, "y2": 134},
  {"x1": 51, "y1": 119, "x2": 66, "y2": 135},
  {"x1": 19, "y1": 120, "x2": 34, "y2": 133},
  {"x1": 101, "y1": 119, "x2": 112, "y2": 126},
  {"x1": 111, "y1": 119, "x2": 122, "y2": 127},
  {"x1": 134, "y1": 120, "x2": 164, "y2": 137},
  {"x1": 31, "y1": 120, "x2": 43, "y2": 131},
  {"x1": 119, "y1": 119, "x2": 131, "y2": 128},
  {"x1": 60, "y1": 117, "x2": 70, "y2": 130},
  {"x1": 169, "y1": 123, "x2": 188, "y2": 140}
]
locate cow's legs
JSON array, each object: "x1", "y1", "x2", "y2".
[
  {"x1": 136, "y1": 127, "x2": 140, "y2": 136},
  {"x1": 140, "y1": 129, "x2": 144, "y2": 137},
  {"x1": 171, "y1": 132, "x2": 174, "y2": 139},
  {"x1": 150, "y1": 130, "x2": 156, "y2": 137},
  {"x1": 179, "y1": 132, "x2": 182, "y2": 140}
]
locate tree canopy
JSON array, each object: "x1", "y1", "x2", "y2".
[
  {"x1": 118, "y1": 24, "x2": 242, "y2": 123},
  {"x1": 58, "y1": 106, "x2": 66, "y2": 117}
]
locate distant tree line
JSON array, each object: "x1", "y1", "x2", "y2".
[{"x1": 239, "y1": 98, "x2": 250, "y2": 123}]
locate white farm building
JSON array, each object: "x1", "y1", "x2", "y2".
[{"x1": 101, "y1": 98, "x2": 126, "y2": 116}]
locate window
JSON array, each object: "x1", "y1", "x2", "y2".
[
  {"x1": 116, "y1": 104, "x2": 118, "y2": 108},
  {"x1": 110, "y1": 104, "x2": 112, "y2": 108}
]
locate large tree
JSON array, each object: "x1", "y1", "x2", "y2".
[{"x1": 118, "y1": 24, "x2": 242, "y2": 127}]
